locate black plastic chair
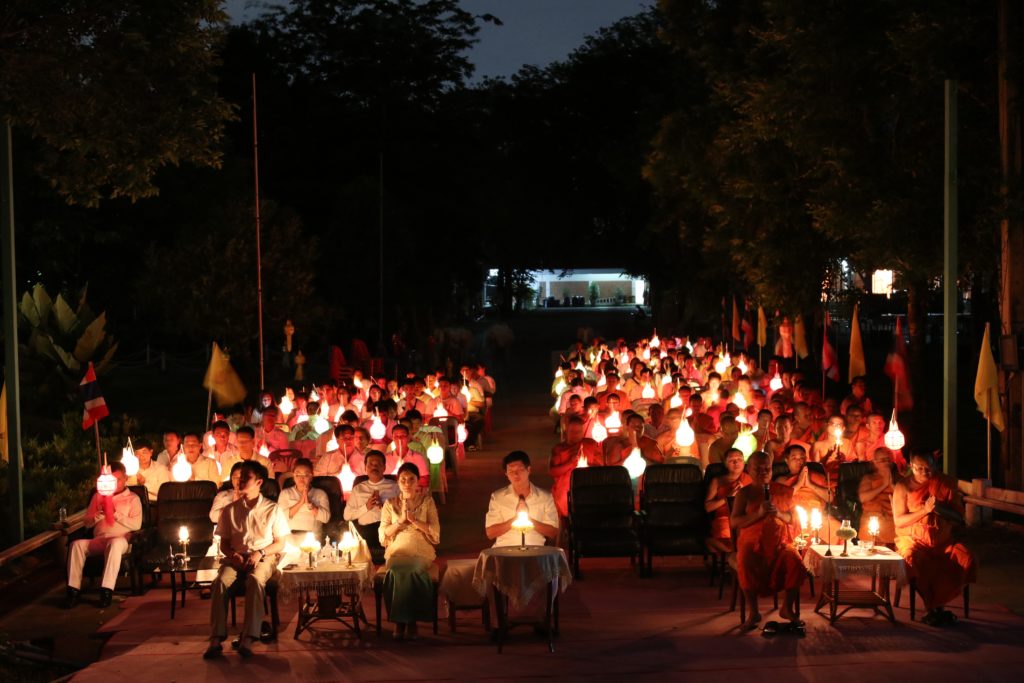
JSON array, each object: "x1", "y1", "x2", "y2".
[
  {"x1": 836, "y1": 461, "x2": 877, "y2": 529},
  {"x1": 567, "y1": 466, "x2": 640, "y2": 578},
  {"x1": 640, "y1": 464, "x2": 708, "y2": 576},
  {"x1": 145, "y1": 481, "x2": 218, "y2": 568}
]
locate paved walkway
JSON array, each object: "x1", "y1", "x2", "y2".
[{"x1": 4, "y1": 387, "x2": 1024, "y2": 681}]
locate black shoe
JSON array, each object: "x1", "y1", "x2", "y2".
[
  {"x1": 97, "y1": 589, "x2": 113, "y2": 609},
  {"x1": 202, "y1": 642, "x2": 223, "y2": 659},
  {"x1": 62, "y1": 588, "x2": 80, "y2": 609}
]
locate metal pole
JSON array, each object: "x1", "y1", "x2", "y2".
[
  {"x1": 252, "y1": 73, "x2": 265, "y2": 391},
  {"x1": 378, "y1": 152, "x2": 384, "y2": 349},
  {"x1": 943, "y1": 79, "x2": 958, "y2": 477},
  {"x1": 1, "y1": 120, "x2": 24, "y2": 542}
]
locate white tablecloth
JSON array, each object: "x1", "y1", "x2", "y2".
[
  {"x1": 803, "y1": 544, "x2": 907, "y2": 585},
  {"x1": 279, "y1": 560, "x2": 374, "y2": 600},
  {"x1": 472, "y1": 546, "x2": 572, "y2": 609}
]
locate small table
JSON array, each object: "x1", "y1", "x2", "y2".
[
  {"x1": 803, "y1": 544, "x2": 907, "y2": 623},
  {"x1": 164, "y1": 555, "x2": 220, "y2": 619},
  {"x1": 279, "y1": 560, "x2": 374, "y2": 639},
  {"x1": 472, "y1": 546, "x2": 572, "y2": 653}
]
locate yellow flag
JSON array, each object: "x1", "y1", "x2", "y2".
[
  {"x1": 794, "y1": 314, "x2": 809, "y2": 359},
  {"x1": 0, "y1": 384, "x2": 8, "y2": 464},
  {"x1": 757, "y1": 306, "x2": 767, "y2": 347},
  {"x1": 974, "y1": 323, "x2": 1004, "y2": 431},
  {"x1": 848, "y1": 303, "x2": 866, "y2": 383},
  {"x1": 203, "y1": 342, "x2": 247, "y2": 407}
]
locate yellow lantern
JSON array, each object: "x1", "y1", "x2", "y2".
[{"x1": 733, "y1": 430, "x2": 757, "y2": 459}]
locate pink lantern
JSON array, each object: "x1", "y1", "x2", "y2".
[{"x1": 96, "y1": 462, "x2": 117, "y2": 497}]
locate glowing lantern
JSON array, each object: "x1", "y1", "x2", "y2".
[
  {"x1": 769, "y1": 373, "x2": 783, "y2": 392},
  {"x1": 554, "y1": 378, "x2": 567, "y2": 395},
  {"x1": 353, "y1": 376, "x2": 363, "y2": 389},
  {"x1": 313, "y1": 415, "x2": 331, "y2": 435},
  {"x1": 206, "y1": 433, "x2": 216, "y2": 448},
  {"x1": 738, "y1": 360, "x2": 748, "y2": 375},
  {"x1": 339, "y1": 530, "x2": 358, "y2": 566},
  {"x1": 650, "y1": 331, "x2": 660, "y2": 348},
  {"x1": 733, "y1": 430, "x2": 757, "y2": 460},
  {"x1": 554, "y1": 368, "x2": 563, "y2": 379},
  {"x1": 685, "y1": 407, "x2": 693, "y2": 418},
  {"x1": 299, "y1": 531, "x2": 320, "y2": 569},
  {"x1": 460, "y1": 384, "x2": 472, "y2": 401},
  {"x1": 623, "y1": 447, "x2": 647, "y2": 479},
  {"x1": 868, "y1": 515, "x2": 880, "y2": 538},
  {"x1": 576, "y1": 452, "x2": 589, "y2": 468},
  {"x1": 591, "y1": 422, "x2": 608, "y2": 443},
  {"x1": 96, "y1": 459, "x2": 117, "y2": 497},
  {"x1": 296, "y1": 413, "x2": 310, "y2": 424},
  {"x1": 121, "y1": 445, "x2": 139, "y2": 477},
  {"x1": 831, "y1": 425, "x2": 844, "y2": 447},
  {"x1": 319, "y1": 401, "x2": 331, "y2": 419},
  {"x1": 641, "y1": 384, "x2": 655, "y2": 400},
  {"x1": 259, "y1": 443, "x2": 270, "y2": 458},
  {"x1": 884, "y1": 415, "x2": 905, "y2": 451},
  {"x1": 326, "y1": 437, "x2": 339, "y2": 452},
  {"x1": 172, "y1": 453, "x2": 192, "y2": 482},
  {"x1": 511, "y1": 510, "x2": 534, "y2": 549},
  {"x1": 810, "y1": 508, "x2": 823, "y2": 542},
  {"x1": 605, "y1": 411, "x2": 621, "y2": 433},
  {"x1": 337, "y1": 463, "x2": 356, "y2": 494},
  {"x1": 734, "y1": 393, "x2": 748, "y2": 410},
  {"x1": 714, "y1": 356, "x2": 729, "y2": 375},
  {"x1": 369, "y1": 413, "x2": 387, "y2": 441},
  {"x1": 279, "y1": 395, "x2": 294, "y2": 416},
  {"x1": 736, "y1": 411, "x2": 748, "y2": 425},
  {"x1": 574, "y1": 360, "x2": 585, "y2": 373},
  {"x1": 669, "y1": 395, "x2": 683, "y2": 409},
  {"x1": 334, "y1": 404, "x2": 346, "y2": 422},
  {"x1": 675, "y1": 419, "x2": 695, "y2": 448},
  {"x1": 427, "y1": 440, "x2": 445, "y2": 465},
  {"x1": 619, "y1": 351, "x2": 629, "y2": 365},
  {"x1": 433, "y1": 403, "x2": 448, "y2": 418},
  {"x1": 456, "y1": 423, "x2": 468, "y2": 444},
  {"x1": 661, "y1": 374, "x2": 673, "y2": 387},
  {"x1": 596, "y1": 374, "x2": 607, "y2": 388},
  {"x1": 641, "y1": 348, "x2": 651, "y2": 361},
  {"x1": 309, "y1": 388, "x2": 320, "y2": 402}
]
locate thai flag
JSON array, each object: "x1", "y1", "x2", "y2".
[{"x1": 80, "y1": 362, "x2": 110, "y2": 430}]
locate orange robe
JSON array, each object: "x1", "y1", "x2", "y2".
[
  {"x1": 708, "y1": 473, "x2": 752, "y2": 546},
  {"x1": 895, "y1": 475, "x2": 976, "y2": 610},
  {"x1": 779, "y1": 470, "x2": 842, "y2": 544},
  {"x1": 549, "y1": 438, "x2": 602, "y2": 518},
  {"x1": 857, "y1": 471, "x2": 895, "y2": 544},
  {"x1": 736, "y1": 482, "x2": 807, "y2": 596}
]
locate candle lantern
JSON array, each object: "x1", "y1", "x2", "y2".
[
  {"x1": 733, "y1": 429, "x2": 757, "y2": 460},
  {"x1": 178, "y1": 525, "x2": 190, "y2": 566},
  {"x1": 591, "y1": 422, "x2": 608, "y2": 443},
  {"x1": 171, "y1": 453, "x2": 192, "y2": 482},
  {"x1": 605, "y1": 411, "x2": 621, "y2": 433},
  {"x1": 810, "y1": 507, "x2": 823, "y2": 545},
  {"x1": 299, "y1": 531, "x2": 320, "y2": 569},
  {"x1": 433, "y1": 403, "x2": 449, "y2": 418},
  {"x1": 623, "y1": 447, "x2": 647, "y2": 480},
  {"x1": 867, "y1": 515, "x2": 881, "y2": 551},
  {"x1": 427, "y1": 440, "x2": 445, "y2": 465},
  {"x1": 279, "y1": 395, "x2": 294, "y2": 416},
  {"x1": 121, "y1": 442, "x2": 139, "y2": 477},
  {"x1": 769, "y1": 373, "x2": 783, "y2": 392},
  {"x1": 884, "y1": 411, "x2": 905, "y2": 451},
  {"x1": 510, "y1": 511, "x2": 534, "y2": 550},
  {"x1": 96, "y1": 457, "x2": 117, "y2": 497},
  {"x1": 675, "y1": 419, "x2": 695, "y2": 449},
  {"x1": 369, "y1": 412, "x2": 387, "y2": 441},
  {"x1": 339, "y1": 531, "x2": 359, "y2": 567},
  {"x1": 337, "y1": 463, "x2": 356, "y2": 497},
  {"x1": 456, "y1": 423, "x2": 468, "y2": 444}
]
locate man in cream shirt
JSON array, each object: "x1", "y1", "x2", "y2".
[
  {"x1": 343, "y1": 450, "x2": 398, "y2": 562},
  {"x1": 485, "y1": 451, "x2": 559, "y2": 547},
  {"x1": 205, "y1": 462, "x2": 289, "y2": 659}
]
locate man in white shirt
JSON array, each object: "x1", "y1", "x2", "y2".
[
  {"x1": 205, "y1": 462, "x2": 289, "y2": 659},
  {"x1": 254, "y1": 406, "x2": 289, "y2": 453},
  {"x1": 126, "y1": 439, "x2": 169, "y2": 502},
  {"x1": 206, "y1": 420, "x2": 239, "y2": 471},
  {"x1": 277, "y1": 459, "x2": 331, "y2": 541},
  {"x1": 182, "y1": 433, "x2": 221, "y2": 484},
  {"x1": 64, "y1": 462, "x2": 142, "y2": 609},
  {"x1": 485, "y1": 451, "x2": 559, "y2": 548},
  {"x1": 387, "y1": 424, "x2": 429, "y2": 487},
  {"x1": 210, "y1": 463, "x2": 244, "y2": 523},
  {"x1": 343, "y1": 450, "x2": 398, "y2": 562},
  {"x1": 217, "y1": 426, "x2": 272, "y2": 480},
  {"x1": 314, "y1": 425, "x2": 360, "y2": 476}
]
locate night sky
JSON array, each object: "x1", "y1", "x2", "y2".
[{"x1": 224, "y1": 0, "x2": 656, "y2": 80}]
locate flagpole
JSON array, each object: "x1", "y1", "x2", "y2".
[
  {"x1": 987, "y1": 388, "x2": 992, "y2": 482},
  {"x1": 252, "y1": 73, "x2": 266, "y2": 392},
  {"x1": 94, "y1": 422, "x2": 102, "y2": 469}
]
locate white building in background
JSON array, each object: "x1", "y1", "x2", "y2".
[{"x1": 483, "y1": 268, "x2": 647, "y2": 308}]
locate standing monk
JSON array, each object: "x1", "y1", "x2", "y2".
[
  {"x1": 731, "y1": 451, "x2": 806, "y2": 630},
  {"x1": 893, "y1": 453, "x2": 976, "y2": 626}
]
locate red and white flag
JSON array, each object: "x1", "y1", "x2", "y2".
[
  {"x1": 80, "y1": 362, "x2": 110, "y2": 430},
  {"x1": 883, "y1": 317, "x2": 914, "y2": 410}
]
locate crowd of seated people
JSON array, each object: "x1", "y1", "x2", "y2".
[{"x1": 548, "y1": 332, "x2": 976, "y2": 629}]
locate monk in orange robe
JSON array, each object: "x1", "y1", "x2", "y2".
[
  {"x1": 731, "y1": 451, "x2": 807, "y2": 630},
  {"x1": 893, "y1": 453, "x2": 976, "y2": 626},
  {"x1": 857, "y1": 446, "x2": 896, "y2": 545},
  {"x1": 705, "y1": 448, "x2": 751, "y2": 553},
  {"x1": 549, "y1": 416, "x2": 602, "y2": 518},
  {"x1": 775, "y1": 444, "x2": 841, "y2": 544}
]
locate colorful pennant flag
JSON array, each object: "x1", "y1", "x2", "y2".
[
  {"x1": 974, "y1": 323, "x2": 1004, "y2": 431},
  {"x1": 80, "y1": 362, "x2": 110, "y2": 430},
  {"x1": 883, "y1": 316, "x2": 914, "y2": 409}
]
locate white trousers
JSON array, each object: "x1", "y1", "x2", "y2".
[{"x1": 68, "y1": 536, "x2": 129, "y2": 590}]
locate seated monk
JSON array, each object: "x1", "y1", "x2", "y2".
[
  {"x1": 857, "y1": 446, "x2": 897, "y2": 545},
  {"x1": 893, "y1": 452, "x2": 976, "y2": 626},
  {"x1": 549, "y1": 417, "x2": 602, "y2": 519},
  {"x1": 810, "y1": 414, "x2": 857, "y2": 484},
  {"x1": 731, "y1": 451, "x2": 806, "y2": 630},
  {"x1": 625, "y1": 413, "x2": 664, "y2": 464},
  {"x1": 776, "y1": 444, "x2": 842, "y2": 544},
  {"x1": 705, "y1": 448, "x2": 752, "y2": 553}
]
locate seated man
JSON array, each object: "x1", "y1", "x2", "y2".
[
  {"x1": 126, "y1": 438, "x2": 168, "y2": 502},
  {"x1": 218, "y1": 426, "x2": 272, "y2": 479},
  {"x1": 730, "y1": 451, "x2": 806, "y2": 630},
  {"x1": 277, "y1": 458, "x2": 331, "y2": 542},
  {"x1": 182, "y1": 433, "x2": 221, "y2": 484},
  {"x1": 206, "y1": 420, "x2": 239, "y2": 473},
  {"x1": 315, "y1": 424, "x2": 357, "y2": 477},
  {"x1": 156, "y1": 430, "x2": 182, "y2": 467},
  {"x1": 485, "y1": 451, "x2": 559, "y2": 548},
  {"x1": 64, "y1": 462, "x2": 142, "y2": 609},
  {"x1": 205, "y1": 462, "x2": 289, "y2": 659},
  {"x1": 893, "y1": 452, "x2": 976, "y2": 626},
  {"x1": 343, "y1": 450, "x2": 399, "y2": 563},
  {"x1": 708, "y1": 413, "x2": 740, "y2": 465},
  {"x1": 388, "y1": 424, "x2": 429, "y2": 489},
  {"x1": 548, "y1": 416, "x2": 602, "y2": 519},
  {"x1": 858, "y1": 446, "x2": 896, "y2": 545},
  {"x1": 254, "y1": 406, "x2": 289, "y2": 453}
]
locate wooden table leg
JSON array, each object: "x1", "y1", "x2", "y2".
[
  {"x1": 830, "y1": 580, "x2": 839, "y2": 623},
  {"x1": 492, "y1": 587, "x2": 507, "y2": 654},
  {"x1": 545, "y1": 583, "x2": 554, "y2": 652},
  {"x1": 170, "y1": 570, "x2": 177, "y2": 619}
]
